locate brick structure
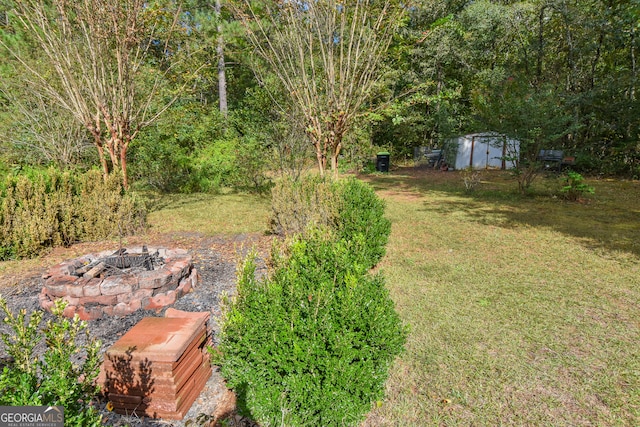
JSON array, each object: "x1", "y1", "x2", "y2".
[
  {"x1": 98, "y1": 309, "x2": 212, "y2": 419},
  {"x1": 40, "y1": 247, "x2": 197, "y2": 320}
]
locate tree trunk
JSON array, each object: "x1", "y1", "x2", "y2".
[
  {"x1": 90, "y1": 130, "x2": 110, "y2": 181},
  {"x1": 120, "y1": 143, "x2": 129, "y2": 190},
  {"x1": 215, "y1": 0, "x2": 228, "y2": 117},
  {"x1": 330, "y1": 135, "x2": 343, "y2": 177},
  {"x1": 631, "y1": 26, "x2": 636, "y2": 101}
]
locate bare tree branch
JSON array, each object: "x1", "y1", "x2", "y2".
[
  {"x1": 232, "y1": 0, "x2": 406, "y2": 175},
  {"x1": 2, "y1": 0, "x2": 197, "y2": 188}
]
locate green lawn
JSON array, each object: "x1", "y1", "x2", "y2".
[
  {"x1": 361, "y1": 169, "x2": 639, "y2": 426},
  {"x1": 135, "y1": 171, "x2": 640, "y2": 425},
  {"x1": 1, "y1": 169, "x2": 637, "y2": 425}
]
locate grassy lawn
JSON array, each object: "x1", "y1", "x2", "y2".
[
  {"x1": 146, "y1": 192, "x2": 271, "y2": 236},
  {"x1": 361, "y1": 169, "x2": 639, "y2": 426},
  {"x1": 145, "y1": 171, "x2": 640, "y2": 425},
  {"x1": 1, "y1": 169, "x2": 637, "y2": 425}
]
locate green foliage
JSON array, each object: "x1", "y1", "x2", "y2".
[
  {"x1": 220, "y1": 175, "x2": 399, "y2": 425},
  {"x1": 129, "y1": 102, "x2": 273, "y2": 194},
  {"x1": 269, "y1": 176, "x2": 390, "y2": 268},
  {"x1": 269, "y1": 175, "x2": 340, "y2": 238},
  {"x1": 0, "y1": 168, "x2": 146, "y2": 260},
  {"x1": 0, "y1": 297, "x2": 102, "y2": 426},
  {"x1": 186, "y1": 136, "x2": 239, "y2": 193},
  {"x1": 129, "y1": 103, "x2": 226, "y2": 192},
  {"x1": 231, "y1": 135, "x2": 273, "y2": 194},
  {"x1": 560, "y1": 171, "x2": 595, "y2": 201},
  {"x1": 335, "y1": 177, "x2": 391, "y2": 268},
  {"x1": 218, "y1": 231, "x2": 407, "y2": 426}
]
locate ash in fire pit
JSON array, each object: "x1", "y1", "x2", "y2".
[
  {"x1": 76, "y1": 247, "x2": 164, "y2": 279},
  {"x1": 40, "y1": 247, "x2": 198, "y2": 320}
]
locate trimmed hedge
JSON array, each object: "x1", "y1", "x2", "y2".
[
  {"x1": 269, "y1": 176, "x2": 391, "y2": 269},
  {"x1": 219, "y1": 177, "x2": 405, "y2": 426},
  {"x1": 0, "y1": 169, "x2": 146, "y2": 260}
]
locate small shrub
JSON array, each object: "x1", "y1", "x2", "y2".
[
  {"x1": 232, "y1": 135, "x2": 273, "y2": 194},
  {"x1": 0, "y1": 296, "x2": 102, "y2": 426},
  {"x1": 269, "y1": 175, "x2": 340, "y2": 237},
  {"x1": 461, "y1": 167, "x2": 482, "y2": 192},
  {"x1": 336, "y1": 177, "x2": 391, "y2": 268},
  {"x1": 561, "y1": 171, "x2": 595, "y2": 201},
  {"x1": 218, "y1": 231, "x2": 407, "y2": 427}
]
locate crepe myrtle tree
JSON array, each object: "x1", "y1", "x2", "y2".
[
  {"x1": 233, "y1": 0, "x2": 407, "y2": 176},
  {"x1": 3, "y1": 0, "x2": 191, "y2": 189}
]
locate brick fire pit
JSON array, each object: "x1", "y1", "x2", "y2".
[{"x1": 40, "y1": 247, "x2": 198, "y2": 320}]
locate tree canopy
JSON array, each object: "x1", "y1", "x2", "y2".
[{"x1": 0, "y1": 0, "x2": 638, "y2": 184}]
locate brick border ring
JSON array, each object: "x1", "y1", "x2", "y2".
[{"x1": 40, "y1": 247, "x2": 198, "y2": 320}]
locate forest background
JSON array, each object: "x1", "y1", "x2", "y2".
[{"x1": 0, "y1": 0, "x2": 638, "y2": 191}]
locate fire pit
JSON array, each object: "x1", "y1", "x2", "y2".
[{"x1": 40, "y1": 247, "x2": 198, "y2": 320}]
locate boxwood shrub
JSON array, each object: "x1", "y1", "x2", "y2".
[
  {"x1": 0, "y1": 169, "x2": 146, "y2": 260},
  {"x1": 219, "y1": 177, "x2": 404, "y2": 426},
  {"x1": 219, "y1": 232, "x2": 406, "y2": 426},
  {"x1": 269, "y1": 175, "x2": 391, "y2": 269}
]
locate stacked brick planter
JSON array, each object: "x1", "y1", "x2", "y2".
[
  {"x1": 40, "y1": 247, "x2": 197, "y2": 320},
  {"x1": 99, "y1": 309, "x2": 213, "y2": 419}
]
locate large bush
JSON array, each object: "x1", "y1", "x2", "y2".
[
  {"x1": 0, "y1": 169, "x2": 146, "y2": 260},
  {"x1": 219, "y1": 177, "x2": 403, "y2": 426},
  {"x1": 269, "y1": 176, "x2": 391, "y2": 268},
  {"x1": 129, "y1": 103, "x2": 272, "y2": 193},
  {"x1": 218, "y1": 231, "x2": 406, "y2": 426}
]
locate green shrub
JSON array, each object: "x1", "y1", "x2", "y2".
[
  {"x1": 185, "y1": 137, "x2": 239, "y2": 193},
  {"x1": 269, "y1": 176, "x2": 391, "y2": 268},
  {"x1": 231, "y1": 135, "x2": 273, "y2": 194},
  {"x1": 269, "y1": 175, "x2": 341, "y2": 237},
  {"x1": 128, "y1": 103, "x2": 226, "y2": 192},
  {"x1": 218, "y1": 231, "x2": 407, "y2": 426},
  {"x1": 335, "y1": 177, "x2": 391, "y2": 268},
  {"x1": 0, "y1": 297, "x2": 102, "y2": 426},
  {"x1": 561, "y1": 171, "x2": 595, "y2": 201},
  {"x1": 0, "y1": 168, "x2": 146, "y2": 260}
]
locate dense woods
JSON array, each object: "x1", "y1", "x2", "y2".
[{"x1": 0, "y1": 0, "x2": 638, "y2": 187}]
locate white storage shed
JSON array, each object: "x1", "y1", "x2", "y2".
[{"x1": 448, "y1": 132, "x2": 519, "y2": 170}]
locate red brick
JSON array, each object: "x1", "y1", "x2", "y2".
[
  {"x1": 133, "y1": 288, "x2": 154, "y2": 299},
  {"x1": 79, "y1": 294, "x2": 117, "y2": 306},
  {"x1": 44, "y1": 282, "x2": 68, "y2": 297},
  {"x1": 76, "y1": 305, "x2": 103, "y2": 321},
  {"x1": 116, "y1": 292, "x2": 133, "y2": 304},
  {"x1": 100, "y1": 278, "x2": 133, "y2": 296},
  {"x1": 83, "y1": 279, "x2": 103, "y2": 297},
  {"x1": 128, "y1": 299, "x2": 142, "y2": 313},
  {"x1": 165, "y1": 308, "x2": 209, "y2": 322},
  {"x1": 62, "y1": 305, "x2": 76, "y2": 318},
  {"x1": 39, "y1": 292, "x2": 54, "y2": 312},
  {"x1": 65, "y1": 283, "x2": 85, "y2": 298},
  {"x1": 113, "y1": 302, "x2": 130, "y2": 317},
  {"x1": 62, "y1": 296, "x2": 80, "y2": 306},
  {"x1": 144, "y1": 291, "x2": 177, "y2": 311}
]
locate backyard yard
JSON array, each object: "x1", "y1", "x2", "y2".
[
  {"x1": 0, "y1": 168, "x2": 638, "y2": 426},
  {"x1": 362, "y1": 168, "x2": 639, "y2": 426}
]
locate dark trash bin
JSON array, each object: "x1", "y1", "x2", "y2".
[{"x1": 376, "y1": 152, "x2": 390, "y2": 172}]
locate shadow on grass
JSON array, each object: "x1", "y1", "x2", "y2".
[{"x1": 361, "y1": 167, "x2": 640, "y2": 257}]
